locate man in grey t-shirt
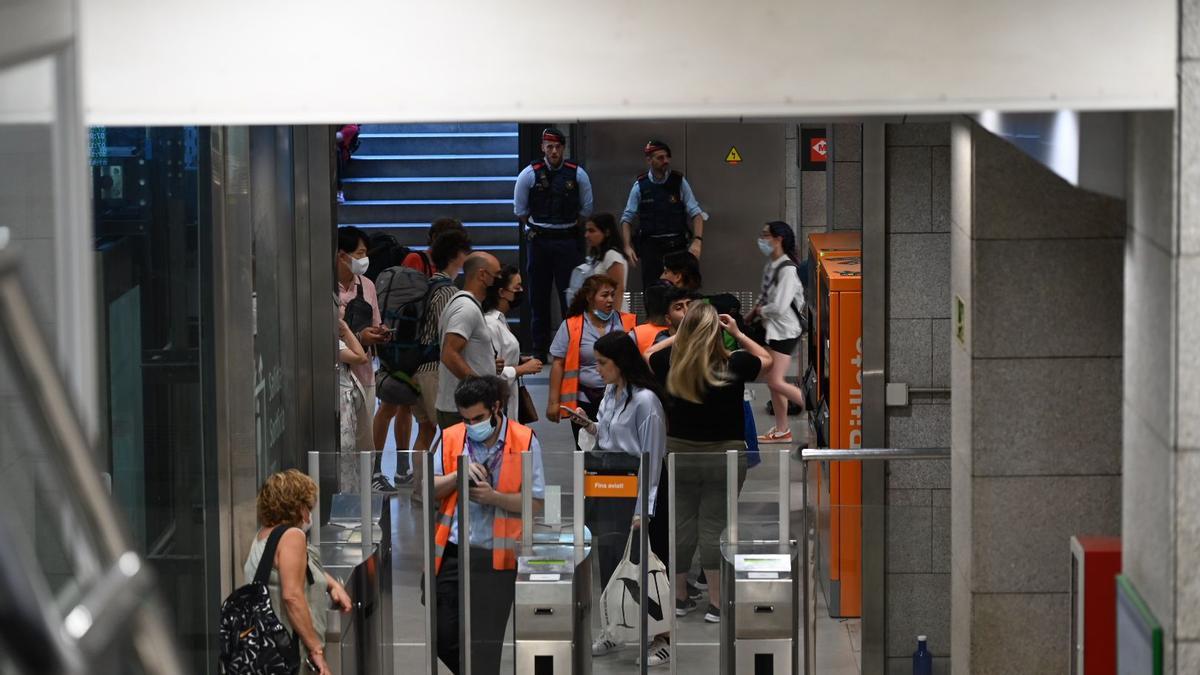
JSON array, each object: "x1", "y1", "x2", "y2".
[{"x1": 435, "y1": 252, "x2": 502, "y2": 428}]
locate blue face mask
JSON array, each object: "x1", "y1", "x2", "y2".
[
  {"x1": 466, "y1": 415, "x2": 496, "y2": 442},
  {"x1": 593, "y1": 308, "x2": 615, "y2": 322},
  {"x1": 757, "y1": 238, "x2": 775, "y2": 256}
]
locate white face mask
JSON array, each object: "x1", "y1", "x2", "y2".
[{"x1": 350, "y1": 255, "x2": 370, "y2": 276}]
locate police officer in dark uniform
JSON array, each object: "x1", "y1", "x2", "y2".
[
  {"x1": 514, "y1": 127, "x2": 594, "y2": 358},
  {"x1": 620, "y1": 139, "x2": 706, "y2": 291}
]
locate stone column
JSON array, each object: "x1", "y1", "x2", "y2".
[
  {"x1": 1121, "y1": 39, "x2": 1200, "y2": 667},
  {"x1": 949, "y1": 119, "x2": 1124, "y2": 674}
]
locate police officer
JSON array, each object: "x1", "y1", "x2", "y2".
[
  {"x1": 513, "y1": 127, "x2": 594, "y2": 359},
  {"x1": 620, "y1": 139, "x2": 706, "y2": 291}
]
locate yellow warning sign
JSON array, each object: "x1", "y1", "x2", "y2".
[{"x1": 725, "y1": 146, "x2": 743, "y2": 165}]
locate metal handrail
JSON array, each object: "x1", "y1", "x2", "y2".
[
  {"x1": 0, "y1": 252, "x2": 187, "y2": 675},
  {"x1": 799, "y1": 447, "x2": 949, "y2": 462},
  {"x1": 798, "y1": 446, "x2": 949, "y2": 675}
]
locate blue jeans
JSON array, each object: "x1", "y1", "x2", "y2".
[{"x1": 527, "y1": 232, "x2": 584, "y2": 353}]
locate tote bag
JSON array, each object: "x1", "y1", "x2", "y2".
[{"x1": 599, "y1": 529, "x2": 671, "y2": 642}]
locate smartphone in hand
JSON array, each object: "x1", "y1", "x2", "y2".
[{"x1": 559, "y1": 405, "x2": 594, "y2": 427}]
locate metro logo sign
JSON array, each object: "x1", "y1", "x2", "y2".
[
  {"x1": 810, "y1": 138, "x2": 828, "y2": 163},
  {"x1": 800, "y1": 128, "x2": 827, "y2": 171}
]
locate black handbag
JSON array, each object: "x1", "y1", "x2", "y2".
[
  {"x1": 218, "y1": 526, "x2": 311, "y2": 675},
  {"x1": 343, "y1": 281, "x2": 374, "y2": 335}
]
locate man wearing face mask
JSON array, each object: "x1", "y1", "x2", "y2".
[
  {"x1": 430, "y1": 375, "x2": 545, "y2": 675},
  {"x1": 436, "y1": 252, "x2": 504, "y2": 430},
  {"x1": 337, "y1": 226, "x2": 390, "y2": 453}
]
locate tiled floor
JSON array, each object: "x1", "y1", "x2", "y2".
[{"x1": 374, "y1": 380, "x2": 860, "y2": 674}]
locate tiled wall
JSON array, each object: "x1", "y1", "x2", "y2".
[
  {"x1": 950, "y1": 119, "x2": 1124, "y2": 674},
  {"x1": 883, "y1": 122, "x2": 952, "y2": 675}
]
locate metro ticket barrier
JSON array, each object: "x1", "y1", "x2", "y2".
[
  {"x1": 513, "y1": 450, "x2": 594, "y2": 675},
  {"x1": 714, "y1": 450, "x2": 799, "y2": 675}
]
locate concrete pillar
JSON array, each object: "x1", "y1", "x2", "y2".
[
  {"x1": 883, "y1": 122, "x2": 953, "y2": 674},
  {"x1": 1121, "y1": 57, "x2": 1200, "y2": 672},
  {"x1": 949, "y1": 119, "x2": 1124, "y2": 674}
]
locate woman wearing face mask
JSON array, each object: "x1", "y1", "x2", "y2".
[
  {"x1": 546, "y1": 275, "x2": 637, "y2": 450},
  {"x1": 745, "y1": 221, "x2": 807, "y2": 443},
  {"x1": 567, "y1": 213, "x2": 629, "y2": 311},
  {"x1": 244, "y1": 470, "x2": 353, "y2": 675},
  {"x1": 482, "y1": 265, "x2": 544, "y2": 419},
  {"x1": 574, "y1": 332, "x2": 672, "y2": 666}
]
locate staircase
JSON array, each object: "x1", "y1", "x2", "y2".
[{"x1": 338, "y1": 123, "x2": 521, "y2": 270}]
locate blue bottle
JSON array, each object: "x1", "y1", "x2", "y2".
[{"x1": 913, "y1": 635, "x2": 932, "y2": 675}]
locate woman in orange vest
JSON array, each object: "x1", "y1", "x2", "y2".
[
  {"x1": 430, "y1": 375, "x2": 545, "y2": 675},
  {"x1": 545, "y1": 274, "x2": 637, "y2": 449}
]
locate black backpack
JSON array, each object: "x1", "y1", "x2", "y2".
[
  {"x1": 365, "y1": 233, "x2": 431, "y2": 282},
  {"x1": 374, "y1": 267, "x2": 452, "y2": 379},
  {"x1": 218, "y1": 526, "x2": 313, "y2": 675}
]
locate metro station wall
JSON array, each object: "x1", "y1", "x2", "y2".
[
  {"x1": 950, "y1": 118, "x2": 1124, "y2": 674},
  {"x1": 882, "y1": 122, "x2": 953, "y2": 674},
  {"x1": 580, "y1": 121, "x2": 786, "y2": 294}
]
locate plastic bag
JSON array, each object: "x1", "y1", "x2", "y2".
[{"x1": 599, "y1": 529, "x2": 671, "y2": 642}]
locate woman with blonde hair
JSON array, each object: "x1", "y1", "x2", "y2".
[
  {"x1": 646, "y1": 302, "x2": 772, "y2": 624},
  {"x1": 244, "y1": 470, "x2": 352, "y2": 674}
]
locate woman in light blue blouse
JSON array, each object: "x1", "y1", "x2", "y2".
[{"x1": 573, "y1": 331, "x2": 671, "y2": 667}]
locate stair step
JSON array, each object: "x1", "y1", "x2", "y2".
[
  {"x1": 361, "y1": 123, "x2": 517, "y2": 134},
  {"x1": 357, "y1": 134, "x2": 518, "y2": 155},
  {"x1": 338, "y1": 200, "x2": 515, "y2": 225},
  {"x1": 348, "y1": 222, "x2": 519, "y2": 247},
  {"x1": 346, "y1": 155, "x2": 518, "y2": 178},
  {"x1": 342, "y1": 176, "x2": 516, "y2": 201}
]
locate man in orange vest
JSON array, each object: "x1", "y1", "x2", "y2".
[
  {"x1": 430, "y1": 375, "x2": 545, "y2": 675},
  {"x1": 630, "y1": 284, "x2": 671, "y2": 355}
]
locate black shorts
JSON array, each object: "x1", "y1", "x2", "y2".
[{"x1": 768, "y1": 336, "x2": 800, "y2": 355}]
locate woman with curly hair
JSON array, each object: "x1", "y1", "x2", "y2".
[
  {"x1": 545, "y1": 274, "x2": 636, "y2": 450},
  {"x1": 244, "y1": 470, "x2": 352, "y2": 674}
]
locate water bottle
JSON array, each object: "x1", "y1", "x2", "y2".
[{"x1": 912, "y1": 635, "x2": 932, "y2": 675}]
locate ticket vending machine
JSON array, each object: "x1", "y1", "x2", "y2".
[
  {"x1": 513, "y1": 452, "x2": 593, "y2": 675},
  {"x1": 814, "y1": 255, "x2": 862, "y2": 618},
  {"x1": 804, "y1": 232, "x2": 862, "y2": 423}
]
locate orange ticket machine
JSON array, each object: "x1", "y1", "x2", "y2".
[
  {"x1": 804, "y1": 232, "x2": 861, "y2": 418},
  {"x1": 815, "y1": 255, "x2": 862, "y2": 618}
]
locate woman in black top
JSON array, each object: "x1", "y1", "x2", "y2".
[{"x1": 647, "y1": 302, "x2": 772, "y2": 623}]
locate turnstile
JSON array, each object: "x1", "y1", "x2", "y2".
[
  {"x1": 513, "y1": 450, "x2": 594, "y2": 675},
  {"x1": 514, "y1": 543, "x2": 593, "y2": 674},
  {"x1": 715, "y1": 450, "x2": 800, "y2": 675}
]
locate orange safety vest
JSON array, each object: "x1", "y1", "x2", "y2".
[
  {"x1": 631, "y1": 322, "x2": 669, "y2": 355},
  {"x1": 433, "y1": 420, "x2": 534, "y2": 573},
  {"x1": 559, "y1": 312, "x2": 637, "y2": 418}
]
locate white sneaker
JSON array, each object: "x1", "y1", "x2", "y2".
[
  {"x1": 591, "y1": 632, "x2": 620, "y2": 656},
  {"x1": 638, "y1": 638, "x2": 671, "y2": 667}
]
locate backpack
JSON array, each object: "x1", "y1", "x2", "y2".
[
  {"x1": 218, "y1": 526, "x2": 311, "y2": 675},
  {"x1": 771, "y1": 260, "x2": 808, "y2": 331},
  {"x1": 374, "y1": 267, "x2": 452, "y2": 380},
  {"x1": 365, "y1": 233, "x2": 432, "y2": 282}
]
